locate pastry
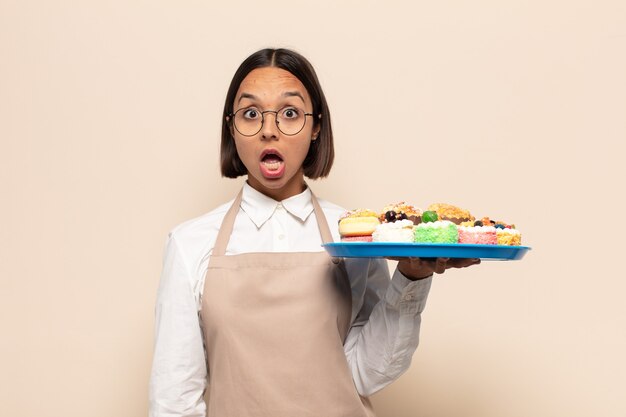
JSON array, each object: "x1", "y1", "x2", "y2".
[
  {"x1": 337, "y1": 203, "x2": 523, "y2": 246},
  {"x1": 372, "y1": 220, "x2": 415, "y2": 242},
  {"x1": 457, "y1": 225, "x2": 498, "y2": 244},
  {"x1": 427, "y1": 203, "x2": 474, "y2": 225},
  {"x1": 338, "y1": 209, "x2": 380, "y2": 242},
  {"x1": 379, "y1": 202, "x2": 422, "y2": 225},
  {"x1": 473, "y1": 218, "x2": 522, "y2": 245},
  {"x1": 414, "y1": 220, "x2": 458, "y2": 243},
  {"x1": 496, "y1": 228, "x2": 522, "y2": 245}
]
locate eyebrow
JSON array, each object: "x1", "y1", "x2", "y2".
[
  {"x1": 237, "y1": 93, "x2": 257, "y2": 104},
  {"x1": 282, "y1": 91, "x2": 306, "y2": 103},
  {"x1": 236, "y1": 91, "x2": 306, "y2": 104}
]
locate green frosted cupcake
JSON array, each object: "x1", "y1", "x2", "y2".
[{"x1": 414, "y1": 220, "x2": 458, "y2": 243}]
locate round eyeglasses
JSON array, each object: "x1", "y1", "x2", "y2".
[{"x1": 229, "y1": 106, "x2": 314, "y2": 136}]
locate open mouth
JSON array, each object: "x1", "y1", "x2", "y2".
[{"x1": 259, "y1": 149, "x2": 285, "y2": 179}]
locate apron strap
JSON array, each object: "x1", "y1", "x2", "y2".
[
  {"x1": 212, "y1": 189, "x2": 244, "y2": 256},
  {"x1": 310, "y1": 192, "x2": 334, "y2": 245},
  {"x1": 212, "y1": 186, "x2": 334, "y2": 256}
]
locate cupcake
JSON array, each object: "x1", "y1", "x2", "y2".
[
  {"x1": 372, "y1": 220, "x2": 415, "y2": 243},
  {"x1": 414, "y1": 220, "x2": 458, "y2": 244}
]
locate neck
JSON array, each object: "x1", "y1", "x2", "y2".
[{"x1": 246, "y1": 171, "x2": 307, "y2": 201}]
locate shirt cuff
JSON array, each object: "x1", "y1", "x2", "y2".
[{"x1": 385, "y1": 269, "x2": 433, "y2": 314}]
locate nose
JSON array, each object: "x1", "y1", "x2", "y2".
[{"x1": 260, "y1": 111, "x2": 279, "y2": 139}]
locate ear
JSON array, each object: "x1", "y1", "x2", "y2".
[
  {"x1": 226, "y1": 115, "x2": 235, "y2": 136},
  {"x1": 312, "y1": 114, "x2": 321, "y2": 140}
]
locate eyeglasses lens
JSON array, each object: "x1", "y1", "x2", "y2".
[{"x1": 233, "y1": 108, "x2": 306, "y2": 136}]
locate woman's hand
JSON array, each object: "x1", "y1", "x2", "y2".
[{"x1": 388, "y1": 257, "x2": 481, "y2": 281}]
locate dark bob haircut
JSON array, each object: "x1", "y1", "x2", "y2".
[{"x1": 220, "y1": 48, "x2": 334, "y2": 179}]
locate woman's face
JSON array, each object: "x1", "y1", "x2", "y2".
[{"x1": 231, "y1": 67, "x2": 320, "y2": 201}]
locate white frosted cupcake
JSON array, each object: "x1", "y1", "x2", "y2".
[{"x1": 372, "y1": 220, "x2": 415, "y2": 242}]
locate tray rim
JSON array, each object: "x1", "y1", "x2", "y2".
[{"x1": 322, "y1": 242, "x2": 531, "y2": 260}]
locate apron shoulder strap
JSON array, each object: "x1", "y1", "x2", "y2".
[
  {"x1": 212, "y1": 189, "x2": 243, "y2": 256},
  {"x1": 310, "y1": 193, "x2": 334, "y2": 245}
]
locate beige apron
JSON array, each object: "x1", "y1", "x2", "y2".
[{"x1": 200, "y1": 189, "x2": 376, "y2": 417}]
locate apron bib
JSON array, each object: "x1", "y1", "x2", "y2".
[{"x1": 200, "y1": 189, "x2": 375, "y2": 416}]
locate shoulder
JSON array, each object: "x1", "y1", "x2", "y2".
[
  {"x1": 314, "y1": 197, "x2": 348, "y2": 242},
  {"x1": 316, "y1": 197, "x2": 347, "y2": 225}
]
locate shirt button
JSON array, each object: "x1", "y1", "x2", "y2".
[
  {"x1": 276, "y1": 204, "x2": 284, "y2": 210},
  {"x1": 278, "y1": 234, "x2": 285, "y2": 240},
  {"x1": 402, "y1": 294, "x2": 415, "y2": 301}
]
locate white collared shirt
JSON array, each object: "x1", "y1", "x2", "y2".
[{"x1": 149, "y1": 183, "x2": 432, "y2": 417}]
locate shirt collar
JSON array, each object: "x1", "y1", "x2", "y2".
[{"x1": 240, "y1": 182, "x2": 314, "y2": 228}]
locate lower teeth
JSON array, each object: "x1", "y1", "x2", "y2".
[{"x1": 264, "y1": 161, "x2": 281, "y2": 171}]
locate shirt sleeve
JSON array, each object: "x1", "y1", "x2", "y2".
[
  {"x1": 343, "y1": 258, "x2": 433, "y2": 397},
  {"x1": 149, "y1": 233, "x2": 207, "y2": 417}
]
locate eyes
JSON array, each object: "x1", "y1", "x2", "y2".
[
  {"x1": 232, "y1": 104, "x2": 313, "y2": 136},
  {"x1": 241, "y1": 106, "x2": 302, "y2": 120},
  {"x1": 282, "y1": 108, "x2": 299, "y2": 119}
]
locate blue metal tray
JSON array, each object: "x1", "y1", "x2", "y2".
[{"x1": 322, "y1": 242, "x2": 531, "y2": 261}]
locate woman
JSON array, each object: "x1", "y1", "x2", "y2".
[{"x1": 149, "y1": 48, "x2": 479, "y2": 417}]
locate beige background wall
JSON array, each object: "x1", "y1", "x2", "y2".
[{"x1": 1, "y1": 1, "x2": 625, "y2": 416}]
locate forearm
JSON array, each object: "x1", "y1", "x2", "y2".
[{"x1": 344, "y1": 270, "x2": 432, "y2": 397}]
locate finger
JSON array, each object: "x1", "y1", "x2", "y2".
[
  {"x1": 403, "y1": 257, "x2": 437, "y2": 276},
  {"x1": 420, "y1": 257, "x2": 437, "y2": 263},
  {"x1": 435, "y1": 258, "x2": 448, "y2": 274},
  {"x1": 448, "y1": 258, "x2": 481, "y2": 268},
  {"x1": 415, "y1": 257, "x2": 436, "y2": 270}
]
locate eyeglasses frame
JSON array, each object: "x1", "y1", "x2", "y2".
[{"x1": 228, "y1": 107, "x2": 315, "y2": 137}]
